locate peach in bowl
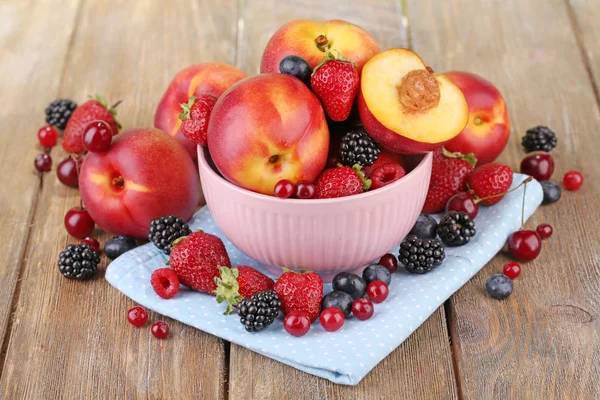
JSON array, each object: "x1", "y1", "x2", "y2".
[{"x1": 198, "y1": 146, "x2": 432, "y2": 282}]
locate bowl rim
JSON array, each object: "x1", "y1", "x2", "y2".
[{"x1": 198, "y1": 146, "x2": 432, "y2": 205}]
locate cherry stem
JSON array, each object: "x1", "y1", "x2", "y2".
[
  {"x1": 72, "y1": 153, "x2": 84, "y2": 209},
  {"x1": 521, "y1": 177, "x2": 528, "y2": 230},
  {"x1": 110, "y1": 100, "x2": 122, "y2": 109},
  {"x1": 472, "y1": 176, "x2": 533, "y2": 204}
]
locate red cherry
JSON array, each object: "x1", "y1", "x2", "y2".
[
  {"x1": 56, "y1": 156, "x2": 82, "y2": 188},
  {"x1": 274, "y1": 179, "x2": 295, "y2": 198},
  {"x1": 536, "y1": 223, "x2": 553, "y2": 239},
  {"x1": 503, "y1": 262, "x2": 521, "y2": 280},
  {"x1": 37, "y1": 125, "x2": 58, "y2": 148},
  {"x1": 64, "y1": 207, "x2": 95, "y2": 239},
  {"x1": 283, "y1": 310, "x2": 311, "y2": 337},
  {"x1": 295, "y1": 181, "x2": 316, "y2": 199},
  {"x1": 366, "y1": 280, "x2": 389, "y2": 303},
  {"x1": 563, "y1": 170, "x2": 583, "y2": 191},
  {"x1": 127, "y1": 306, "x2": 148, "y2": 327},
  {"x1": 520, "y1": 152, "x2": 554, "y2": 181},
  {"x1": 82, "y1": 120, "x2": 113, "y2": 152},
  {"x1": 507, "y1": 230, "x2": 542, "y2": 262},
  {"x1": 352, "y1": 298, "x2": 374, "y2": 320},
  {"x1": 82, "y1": 237, "x2": 100, "y2": 252},
  {"x1": 151, "y1": 321, "x2": 170, "y2": 339},
  {"x1": 319, "y1": 307, "x2": 345, "y2": 332},
  {"x1": 378, "y1": 253, "x2": 398, "y2": 274},
  {"x1": 34, "y1": 154, "x2": 52, "y2": 172},
  {"x1": 446, "y1": 192, "x2": 478, "y2": 220}
]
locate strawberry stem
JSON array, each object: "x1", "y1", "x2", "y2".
[
  {"x1": 213, "y1": 266, "x2": 241, "y2": 315},
  {"x1": 352, "y1": 164, "x2": 372, "y2": 191},
  {"x1": 179, "y1": 96, "x2": 197, "y2": 121}
]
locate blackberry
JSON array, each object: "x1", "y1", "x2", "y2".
[
  {"x1": 148, "y1": 215, "x2": 191, "y2": 255},
  {"x1": 238, "y1": 290, "x2": 281, "y2": 332},
  {"x1": 522, "y1": 126, "x2": 557, "y2": 152},
  {"x1": 45, "y1": 99, "x2": 77, "y2": 129},
  {"x1": 437, "y1": 211, "x2": 476, "y2": 246},
  {"x1": 399, "y1": 236, "x2": 445, "y2": 274},
  {"x1": 58, "y1": 243, "x2": 100, "y2": 280},
  {"x1": 340, "y1": 128, "x2": 380, "y2": 167}
]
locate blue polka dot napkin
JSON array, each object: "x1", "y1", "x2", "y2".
[{"x1": 106, "y1": 174, "x2": 542, "y2": 385}]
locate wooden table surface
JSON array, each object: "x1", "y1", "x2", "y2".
[{"x1": 1, "y1": 0, "x2": 599, "y2": 398}]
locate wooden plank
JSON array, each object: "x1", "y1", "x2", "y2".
[
  {"x1": 406, "y1": 0, "x2": 600, "y2": 398},
  {"x1": 0, "y1": 0, "x2": 239, "y2": 398},
  {"x1": 229, "y1": 1, "x2": 458, "y2": 398},
  {"x1": 0, "y1": 0, "x2": 80, "y2": 356}
]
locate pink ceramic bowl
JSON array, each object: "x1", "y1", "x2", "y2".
[{"x1": 198, "y1": 147, "x2": 432, "y2": 282}]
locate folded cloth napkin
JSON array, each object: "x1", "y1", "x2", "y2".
[{"x1": 106, "y1": 174, "x2": 542, "y2": 385}]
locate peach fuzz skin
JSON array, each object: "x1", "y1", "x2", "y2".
[
  {"x1": 444, "y1": 72, "x2": 510, "y2": 165},
  {"x1": 260, "y1": 19, "x2": 380, "y2": 74},
  {"x1": 79, "y1": 128, "x2": 200, "y2": 238},
  {"x1": 154, "y1": 63, "x2": 247, "y2": 159},
  {"x1": 208, "y1": 74, "x2": 329, "y2": 196}
]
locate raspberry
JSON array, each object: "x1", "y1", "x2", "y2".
[
  {"x1": 370, "y1": 163, "x2": 406, "y2": 189},
  {"x1": 151, "y1": 268, "x2": 180, "y2": 299}
]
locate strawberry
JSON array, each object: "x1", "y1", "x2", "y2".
[
  {"x1": 179, "y1": 94, "x2": 217, "y2": 146},
  {"x1": 422, "y1": 148, "x2": 477, "y2": 213},
  {"x1": 468, "y1": 163, "x2": 514, "y2": 205},
  {"x1": 62, "y1": 94, "x2": 120, "y2": 153},
  {"x1": 214, "y1": 266, "x2": 274, "y2": 314},
  {"x1": 315, "y1": 164, "x2": 371, "y2": 199},
  {"x1": 363, "y1": 149, "x2": 405, "y2": 177},
  {"x1": 273, "y1": 268, "x2": 323, "y2": 322},
  {"x1": 310, "y1": 51, "x2": 359, "y2": 121},
  {"x1": 169, "y1": 231, "x2": 231, "y2": 294}
]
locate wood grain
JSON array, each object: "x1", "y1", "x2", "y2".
[
  {"x1": 0, "y1": 0, "x2": 239, "y2": 398},
  {"x1": 406, "y1": 0, "x2": 600, "y2": 398}
]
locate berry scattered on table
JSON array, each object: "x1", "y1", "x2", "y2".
[
  {"x1": 370, "y1": 163, "x2": 406, "y2": 190},
  {"x1": 274, "y1": 268, "x2": 323, "y2": 322},
  {"x1": 408, "y1": 214, "x2": 438, "y2": 239},
  {"x1": 295, "y1": 181, "x2": 316, "y2": 199},
  {"x1": 82, "y1": 120, "x2": 113, "y2": 152},
  {"x1": 64, "y1": 207, "x2": 95, "y2": 239},
  {"x1": 563, "y1": 170, "x2": 583, "y2": 191},
  {"x1": 179, "y1": 94, "x2": 217, "y2": 146},
  {"x1": 56, "y1": 156, "x2": 82, "y2": 188},
  {"x1": 446, "y1": 191, "x2": 478, "y2": 220},
  {"x1": 507, "y1": 230, "x2": 542, "y2": 262},
  {"x1": 339, "y1": 128, "x2": 380, "y2": 167},
  {"x1": 151, "y1": 321, "x2": 170, "y2": 339},
  {"x1": 274, "y1": 179, "x2": 295, "y2": 198},
  {"x1": 486, "y1": 274, "x2": 514, "y2": 299},
  {"x1": 34, "y1": 153, "x2": 52, "y2": 172},
  {"x1": 536, "y1": 223, "x2": 553, "y2": 239},
  {"x1": 37, "y1": 125, "x2": 58, "y2": 148},
  {"x1": 467, "y1": 162, "x2": 513, "y2": 206},
  {"x1": 58, "y1": 243, "x2": 99, "y2": 280},
  {"x1": 362, "y1": 264, "x2": 391, "y2": 285},
  {"x1": 378, "y1": 253, "x2": 398, "y2": 274},
  {"x1": 520, "y1": 152, "x2": 554, "y2": 181},
  {"x1": 503, "y1": 262, "x2": 521, "y2": 280},
  {"x1": 283, "y1": 310, "x2": 311, "y2": 337},
  {"x1": 238, "y1": 289, "x2": 281, "y2": 332},
  {"x1": 81, "y1": 237, "x2": 100, "y2": 253},
  {"x1": 151, "y1": 268, "x2": 181, "y2": 299},
  {"x1": 45, "y1": 99, "x2": 77, "y2": 130},
  {"x1": 366, "y1": 280, "x2": 389, "y2": 303},
  {"x1": 320, "y1": 307, "x2": 345, "y2": 332},
  {"x1": 279, "y1": 55, "x2": 312, "y2": 85},
  {"x1": 215, "y1": 266, "x2": 274, "y2": 314},
  {"x1": 320, "y1": 290, "x2": 353, "y2": 317},
  {"x1": 437, "y1": 211, "x2": 476, "y2": 247},
  {"x1": 522, "y1": 126, "x2": 557, "y2": 153},
  {"x1": 540, "y1": 180, "x2": 561, "y2": 204},
  {"x1": 352, "y1": 298, "x2": 374, "y2": 320},
  {"x1": 127, "y1": 306, "x2": 148, "y2": 327},
  {"x1": 314, "y1": 165, "x2": 371, "y2": 199},
  {"x1": 399, "y1": 236, "x2": 446, "y2": 274},
  {"x1": 104, "y1": 235, "x2": 137, "y2": 260},
  {"x1": 148, "y1": 215, "x2": 192, "y2": 255},
  {"x1": 332, "y1": 272, "x2": 366, "y2": 300}
]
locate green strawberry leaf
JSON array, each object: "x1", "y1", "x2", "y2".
[
  {"x1": 441, "y1": 147, "x2": 477, "y2": 168},
  {"x1": 213, "y1": 266, "x2": 242, "y2": 315},
  {"x1": 178, "y1": 96, "x2": 197, "y2": 121}
]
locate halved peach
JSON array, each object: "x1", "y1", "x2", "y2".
[{"x1": 358, "y1": 49, "x2": 469, "y2": 154}]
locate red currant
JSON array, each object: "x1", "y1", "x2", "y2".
[
  {"x1": 502, "y1": 262, "x2": 521, "y2": 280},
  {"x1": 64, "y1": 207, "x2": 95, "y2": 239},
  {"x1": 283, "y1": 310, "x2": 311, "y2": 337},
  {"x1": 378, "y1": 253, "x2": 398, "y2": 274},
  {"x1": 82, "y1": 120, "x2": 113, "y2": 152},
  {"x1": 127, "y1": 306, "x2": 148, "y2": 327},
  {"x1": 536, "y1": 223, "x2": 553, "y2": 239},
  {"x1": 82, "y1": 237, "x2": 100, "y2": 252},
  {"x1": 507, "y1": 230, "x2": 542, "y2": 262},
  {"x1": 446, "y1": 192, "x2": 478, "y2": 220},
  {"x1": 563, "y1": 170, "x2": 583, "y2": 191},
  {"x1": 366, "y1": 280, "x2": 389, "y2": 303},
  {"x1": 295, "y1": 181, "x2": 316, "y2": 199},
  {"x1": 34, "y1": 154, "x2": 52, "y2": 172},
  {"x1": 352, "y1": 298, "x2": 374, "y2": 320},
  {"x1": 37, "y1": 125, "x2": 58, "y2": 148},
  {"x1": 56, "y1": 156, "x2": 81, "y2": 188},
  {"x1": 319, "y1": 307, "x2": 344, "y2": 332},
  {"x1": 151, "y1": 321, "x2": 170, "y2": 339},
  {"x1": 520, "y1": 152, "x2": 554, "y2": 181},
  {"x1": 274, "y1": 179, "x2": 295, "y2": 198}
]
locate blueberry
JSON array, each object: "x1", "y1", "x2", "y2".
[
  {"x1": 332, "y1": 272, "x2": 366, "y2": 300},
  {"x1": 540, "y1": 180, "x2": 561, "y2": 204},
  {"x1": 279, "y1": 55, "x2": 312, "y2": 85},
  {"x1": 321, "y1": 291, "x2": 353, "y2": 316},
  {"x1": 104, "y1": 235, "x2": 137, "y2": 260},
  {"x1": 408, "y1": 214, "x2": 438, "y2": 239},
  {"x1": 362, "y1": 264, "x2": 391, "y2": 285},
  {"x1": 486, "y1": 274, "x2": 513, "y2": 299}
]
